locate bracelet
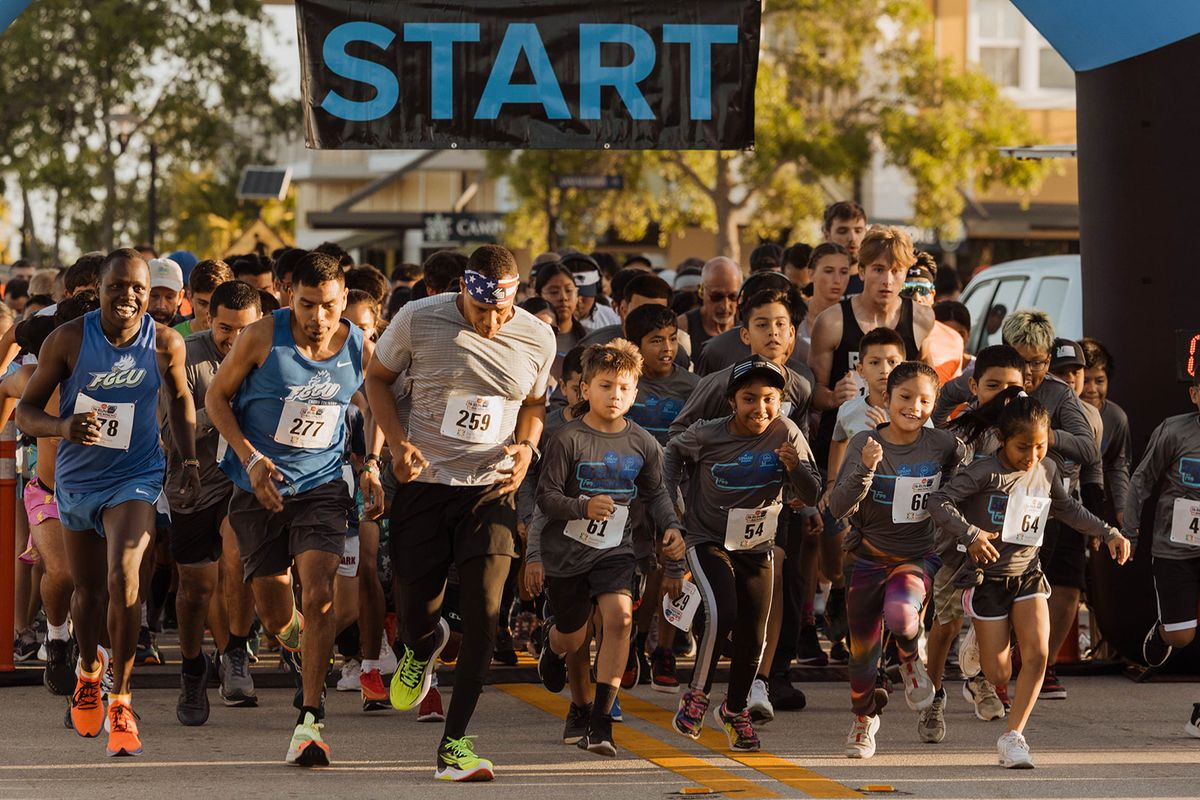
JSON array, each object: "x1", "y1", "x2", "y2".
[
  {"x1": 365, "y1": 453, "x2": 380, "y2": 464},
  {"x1": 182, "y1": 458, "x2": 200, "y2": 468},
  {"x1": 244, "y1": 450, "x2": 265, "y2": 474},
  {"x1": 362, "y1": 461, "x2": 380, "y2": 475}
]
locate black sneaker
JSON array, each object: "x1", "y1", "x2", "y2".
[
  {"x1": 1143, "y1": 621, "x2": 1174, "y2": 668},
  {"x1": 563, "y1": 702, "x2": 592, "y2": 745},
  {"x1": 43, "y1": 639, "x2": 75, "y2": 696},
  {"x1": 177, "y1": 660, "x2": 211, "y2": 727},
  {"x1": 578, "y1": 714, "x2": 616, "y2": 757},
  {"x1": 538, "y1": 619, "x2": 567, "y2": 693},
  {"x1": 1186, "y1": 703, "x2": 1200, "y2": 739},
  {"x1": 621, "y1": 641, "x2": 640, "y2": 690},
  {"x1": 636, "y1": 645, "x2": 652, "y2": 686},
  {"x1": 829, "y1": 640, "x2": 850, "y2": 665},
  {"x1": 493, "y1": 627, "x2": 518, "y2": 666},
  {"x1": 12, "y1": 630, "x2": 38, "y2": 662},
  {"x1": 796, "y1": 625, "x2": 828, "y2": 666},
  {"x1": 767, "y1": 675, "x2": 807, "y2": 711}
]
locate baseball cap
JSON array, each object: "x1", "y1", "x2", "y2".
[
  {"x1": 728, "y1": 357, "x2": 787, "y2": 394},
  {"x1": 563, "y1": 254, "x2": 601, "y2": 298},
  {"x1": 1050, "y1": 338, "x2": 1085, "y2": 371},
  {"x1": 167, "y1": 250, "x2": 199, "y2": 284},
  {"x1": 673, "y1": 268, "x2": 701, "y2": 292},
  {"x1": 149, "y1": 258, "x2": 183, "y2": 292}
]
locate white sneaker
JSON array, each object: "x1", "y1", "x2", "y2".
[
  {"x1": 959, "y1": 625, "x2": 981, "y2": 678},
  {"x1": 963, "y1": 675, "x2": 1006, "y2": 721},
  {"x1": 917, "y1": 689, "x2": 946, "y2": 743},
  {"x1": 1186, "y1": 703, "x2": 1200, "y2": 738},
  {"x1": 747, "y1": 678, "x2": 774, "y2": 725},
  {"x1": 997, "y1": 729, "x2": 1034, "y2": 768},
  {"x1": 378, "y1": 635, "x2": 398, "y2": 675},
  {"x1": 899, "y1": 659, "x2": 935, "y2": 711},
  {"x1": 336, "y1": 658, "x2": 361, "y2": 691},
  {"x1": 845, "y1": 714, "x2": 880, "y2": 758}
]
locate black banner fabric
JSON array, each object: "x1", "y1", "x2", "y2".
[{"x1": 296, "y1": 0, "x2": 760, "y2": 150}]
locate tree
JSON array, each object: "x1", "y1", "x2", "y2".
[
  {"x1": 0, "y1": 0, "x2": 297, "y2": 258},
  {"x1": 490, "y1": 0, "x2": 1047, "y2": 264}
]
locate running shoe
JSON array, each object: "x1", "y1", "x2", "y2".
[
  {"x1": 176, "y1": 660, "x2": 210, "y2": 727},
  {"x1": 1143, "y1": 621, "x2": 1174, "y2": 668},
  {"x1": 563, "y1": 702, "x2": 591, "y2": 745},
  {"x1": 1039, "y1": 666, "x2": 1067, "y2": 700},
  {"x1": 578, "y1": 713, "x2": 616, "y2": 757},
  {"x1": 963, "y1": 675, "x2": 1005, "y2": 721},
  {"x1": 537, "y1": 618, "x2": 567, "y2": 694},
  {"x1": 390, "y1": 618, "x2": 449, "y2": 711},
  {"x1": 899, "y1": 658, "x2": 935, "y2": 711},
  {"x1": 959, "y1": 625, "x2": 981, "y2": 677},
  {"x1": 917, "y1": 688, "x2": 946, "y2": 743},
  {"x1": 621, "y1": 642, "x2": 640, "y2": 690},
  {"x1": 829, "y1": 639, "x2": 850, "y2": 665},
  {"x1": 286, "y1": 710, "x2": 330, "y2": 767},
  {"x1": 70, "y1": 670, "x2": 105, "y2": 737},
  {"x1": 636, "y1": 643, "x2": 651, "y2": 686},
  {"x1": 650, "y1": 647, "x2": 679, "y2": 693},
  {"x1": 997, "y1": 729, "x2": 1034, "y2": 768},
  {"x1": 378, "y1": 636, "x2": 398, "y2": 675},
  {"x1": 714, "y1": 701, "x2": 760, "y2": 752},
  {"x1": 135, "y1": 627, "x2": 162, "y2": 666},
  {"x1": 1186, "y1": 703, "x2": 1200, "y2": 739},
  {"x1": 106, "y1": 701, "x2": 143, "y2": 757},
  {"x1": 493, "y1": 628, "x2": 518, "y2": 667},
  {"x1": 767, "y1": 674, "x2": 807, "y2": 711},
  {"x1": 797, "y1": 624, "x2": 828, "y2": 666},
  {"x1": 435, "y1": 735, "x2": 494, "y2": 782},
  {"x1": 610, "y1": 695, "x2": 623, "y2": 723},
  {"x1": 361, "y1": 668, "x2": 390, "y2": 713},
  {"x1": 844, "y1": 714, "x2": 880, "y2": 758},
  {"x1": 219, "y1": 645, "x2": 257, "y2": 707},
  {"x1": 43, "y1": 638, "x2": 75, "y2": 696},
  {"x1": 418, "y1": 687, "x2": 445, "y2": 722},
  {"x1": 672, "y1": 689, "x2": 709, "y2": 739},
  {"x1": 747, "y1": 678, "x2": 775, "y2": 724},
  {"x1": 13, "y1": 629, "x2": 38, "y2": 662},
  {"x1": 336, "y1": 659, "x2": 361, "y2": 692}
]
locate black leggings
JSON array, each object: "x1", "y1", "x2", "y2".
[
  {"x1": 399, "y1": 553, "x2": 512, "y2": 739},
  {"x1": 687, "y1": 543, "x2": 773, "y2": 713}
]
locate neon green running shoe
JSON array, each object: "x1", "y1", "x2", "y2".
[
  {"x1": 285, "y1": 711, "x2": 330, "y2": 767},
  {"x1": 436, "y1": 735, "x2": 494, "y2": 782},
  {"x1": 390, "y1": 618, "x2": 449, "y2": 711}
]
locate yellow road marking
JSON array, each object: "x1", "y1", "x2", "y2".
[
  {"x1": 497, "y1": 683, "x2": 777, "y2": 798},
  {"x1": 617, "y1": 694, "x2": 861, "y2": 799}
]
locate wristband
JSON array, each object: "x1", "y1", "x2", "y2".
[
  {"x1": 362, "y1": 461, "x2": 380, "y2": 475},
  {"x1": 244, "y1": 450, "x2": 265, "y2": 474}
]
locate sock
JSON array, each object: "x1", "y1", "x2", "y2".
[
  {"x1": 277, "y1": 608, "x2": 302, "y2": 651},
  {"x1": 225, "y1": 633, "x2": 249, "y2": 655},
  {"x1": 110, "y1": 693, "x2": 132, "y2": 707},
  {"x1": 298, "y1": 705, "x2": 321, "y2": 725},
  {"x1": 140, "y1": 602, "x2": 149, "y2": 628},
  {"x1": 181, "y1": 654, "x2": 207, "y2": 676},
  {"x1": 726, "y1": 694, "x2": 745, "y2": 714},
  {"x1": 48, "y1": 621, "x2": 70, "y2": 641},
  {"x1": 592, "y1": 683, "x2": 616, "y2": 723},
  {"x1": 361, "y1": 659, "x2": 380, "y2": 673},
  {"x1": 431, "y1": 672, "x2": 439, "y2": 689},
  {"x1": 80, "y1": 659, "x2": 103, "y2": 679}
]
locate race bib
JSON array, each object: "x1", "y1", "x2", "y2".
[
  {"x1": 563, "y1": 504, "x2": 630, "y2": 550},
  {"x1": 273, "y1": 401, "x2": 339, "y2": 449},
  {"x1": 1170, "y1": 497, "x2": 1200, "y2": 547},
  {"x1": 1000, "y1": 490, "x2": 1052, "y2": 547},
  {"x1": 724, "y1": 504, "x2": 783, "y2": 551},
  {"x1": 73, "y1": 393, "x2": 134, "y2": 451},
  {"x1": 892, "y1": 473, "x2": 941, "y2": 524},
  {"x1": 216, "y1": 435, "x2": 229, "y2": 463},
  {"x1": 440, "y1": 392, "x2": 504, "y2": 444},
  {"x1": 663, "y1": 580, "x2": 701, "y2": 631}
]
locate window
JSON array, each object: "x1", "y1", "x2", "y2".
[
  {"x1": 961, "y1": 278, "x2": 997, "y2": 355},
  {"x1": 969, "y1": 1, "x2": 1076, "y2": 102},
  {"x1": 976, "y1": 0, "x2": 1022, "y2": 88},
  {"x1": 1038, "y1": 45, "x2": 1075, "y2": 90},
  {"x1": 981, "y1": 277, "x2": 1027, "y2": 349},
  {"x1": 1032, "y1": 277, "x2": 1069, "y2": 323}
]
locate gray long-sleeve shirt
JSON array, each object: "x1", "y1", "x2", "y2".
[
  {"x1": 535, "y1": 417, "x2": 679, "y2": 577},
  {"x1": 1122, "y1": 412, "x2": 1200, "y2": 560},
  {"x1": 1100, "y1": 399, "x2": 1133, "y2": 521},
  {"x1": 929, "y1": 454, "x2": 1118, "y2": 578},
  {"x1": 828, "y1": 426, "x2": 965, "y2": 561},
  {"x1": 1035, "y1": 375, "x2": 1102, "y2": 492},
  {"x1": 668, "y1": 362, "x2": 814, "y2": 440},
  {"x1": 626, "y1": 366, "x2": 699, "y2": 446},
  {"x1": 664, "y1": 416, "x2": 821, "y2": 553}
]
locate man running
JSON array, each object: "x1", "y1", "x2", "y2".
[
  {"x1": 206, "y1": 253, "x2": 382, "y2": 766},
  {"x1": 17, "y1": 249, "x2": 199, "y2": 758},
  {"x1": 365, "y1": 244, "x2": 555, "y2": 782},
  {"x1": 676, "y1": 257, "x2": 742, "y2": 360}
]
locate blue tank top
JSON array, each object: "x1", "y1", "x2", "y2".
[
  {"x1": 220, "y1": 309, "x2": 363, "y2": 496},
  {"x1": 56, "y1": 310, "x2": 164, "y2": 492}
]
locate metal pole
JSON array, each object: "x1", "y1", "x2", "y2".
[
  {"x1": 0, "y1": 423, "x2": 16, "y2": 672},
  {"x1": 148, "y1": 141, "x2": 158, "y2": 250}
]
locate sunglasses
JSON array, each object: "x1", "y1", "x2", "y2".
[
  {"x1": 701, "y1": 288, "x2": 738, "y2": 302},
  {"x1": 901, "y1": 281, "x2": 934, "y2": 296}
]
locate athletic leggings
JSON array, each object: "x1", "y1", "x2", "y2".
[
  {"x1": 399, "y1": 554, "x2": 512, "y2": 739},
  {"x1": 846, "y1": 556, "x2": 932, "y2": 717},
  {"x1": 687, "y1": 543, "x2": 773, "y2": 713}
]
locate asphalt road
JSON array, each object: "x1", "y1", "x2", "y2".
[{"x1": 3, "y1": 675, "x2": 1198, "y2": 799}]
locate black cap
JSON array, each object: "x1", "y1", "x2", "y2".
[
  {"x1": 728, "y1": 357, "x2": 787, "y2": 394},
  {"x1": 1050, "y1": 338, "x2": 1085, "y2": 371}
]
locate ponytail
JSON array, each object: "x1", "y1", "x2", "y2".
[{"x1": 949, "y1": 385, "x2": 1025, "y2": 448}]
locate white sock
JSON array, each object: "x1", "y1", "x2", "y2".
[
  {"x1": 140, "y1": 602, "x2": 148, "y2": 628},
  {"x1": 431, "y1": 672, "x2": 439, "y2": 689},
  {"x1": 48, "y1": 622, "x2": 70, "y2": 641},
  {"x1": 361, "y1": 659, "x2": 380, "y2": 673}
]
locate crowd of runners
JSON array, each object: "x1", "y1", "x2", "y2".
[{"x1": 5, "y1": 200, "x2": 1199, "y2": 779}]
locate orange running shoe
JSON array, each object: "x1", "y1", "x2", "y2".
[
  {"x1": 70, "y1": 672, "x2": 105, "y2": 738},
  {"x1": 360, "y1": 668, "x2": 389, "y2": 712},
  {"x1": 106, "y1": 701, "x2": 143, "y2": 757}
]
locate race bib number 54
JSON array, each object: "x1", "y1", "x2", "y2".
[
  {"x1": 724, "y1": 504, "x2": 782, "y2": 550},
  {"x1": 1170, "y1": 498, "x2": 1200, "y2": 547}
]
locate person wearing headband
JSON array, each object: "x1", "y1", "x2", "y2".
[{"x1": 564, "y1": 253, "x2": 620, "y2": 333}]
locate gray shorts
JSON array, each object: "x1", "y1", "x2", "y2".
[{"x1": 227, "y1": 479, "x2": 352, "y2": 581}]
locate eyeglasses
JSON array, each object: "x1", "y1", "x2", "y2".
[
  {"x1": 701, "y1": 288, "x2": 738, "y2": 303},
  {"x1": 1023, "y1": 357, "x2": 1051, "y2": 372}
]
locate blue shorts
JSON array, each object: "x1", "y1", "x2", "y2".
[{"x1": 58, "y1": 480, "x2": 166, "y2": 537}]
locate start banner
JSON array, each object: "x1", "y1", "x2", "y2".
[{"x1": 296, "y1": 0, "x2": 760, "y2": 150}]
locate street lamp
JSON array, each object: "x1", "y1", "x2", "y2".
[{"x1": 103, "y1": 107, "x2": 158, "y2": 250}]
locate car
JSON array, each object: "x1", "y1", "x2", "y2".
[{"x1": 958, "y1": 254, "x2": 1081, "y2": 354}]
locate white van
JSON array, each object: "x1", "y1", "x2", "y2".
[{"x1": 958, "y1": 254, "x2": 1081, "y2": 354}]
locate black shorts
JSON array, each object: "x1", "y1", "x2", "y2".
[
  {"x1": 545, "y1": 554, "x2": 637, "y2": 635},
  {"x1": 169, "y1": 494, "x2": 231, "y2": 567},
  {"x1": 388, "y1": 482, "x2": 518, "y2": 584},
  {"x1": 1042, "y1": 520, "x2": 1087, "y2": 589},
  {"x1": 227, "y1": 479, "x2": 352, "y2": 581},
  {"x1": 963, "y1": 568, "x2": 1051, "y2": 621},
  {"x1": 1152, "y1": 556, "x2": 1200, "y2": 633}
]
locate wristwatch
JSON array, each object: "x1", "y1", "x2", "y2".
[{"x1": 518, "y1": 439, "x2": 541, "y2": 465}]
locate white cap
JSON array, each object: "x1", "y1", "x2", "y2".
[{"x1": 148, "y1": 258, "x2": 183, "y2": 292}]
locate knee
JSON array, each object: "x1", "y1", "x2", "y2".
[
  {"x1": 301, "y1": 583, "x2": 335, "y2": 617},
  {"x1": 884, "y1": 604, "x2": 920, "y2": 639},
  {"x1": 176, "y1": 572, "x2": 212, "y2": 605},
  {"x1": 604, "y1": 608, "x2": 633, "y2": 637},
  {"x1": 107, "y1": 571, "x2": 139, "y2": 608},
  {"x1": 1020, "y1": 641, "x2": 1050, "y2": 674}
]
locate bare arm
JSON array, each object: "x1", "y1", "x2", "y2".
[
  {"x1": 808, "y1": 305, "x2": 851, "y2": 411},
  {"x1": 205, "y1": 316, "x2": 272, "y2": 465},
  {"x1": 15, "y1": 324, "x2": 87, "y2": 442},
  {"x1": 157, "y1": 325, "x2": 196, "y2": 462},
  {"x1": 0, "y1": 365, "x2": 33, "y2": 429},
  {"x1": 912, "y1": 302, "x2": 936, "y2": 365},
  {"x1": 0, "y1": 324, "x2": 21, "y2": 375}
]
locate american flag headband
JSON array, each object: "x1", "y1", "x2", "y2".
[{"x1": 464, "y1": 270, "x2": 519, "y2": 304}]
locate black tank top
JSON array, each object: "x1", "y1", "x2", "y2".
[{"x1": 686, "y1": 307, "x2": 714, "y2": 357}]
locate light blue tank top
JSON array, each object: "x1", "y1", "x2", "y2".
[
  {"x1": 56, "y1": 310, "x2": 164, "y2": 492},
  {"x1": 220, "y1": 309, "x2": 363, "y2": 496}
]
